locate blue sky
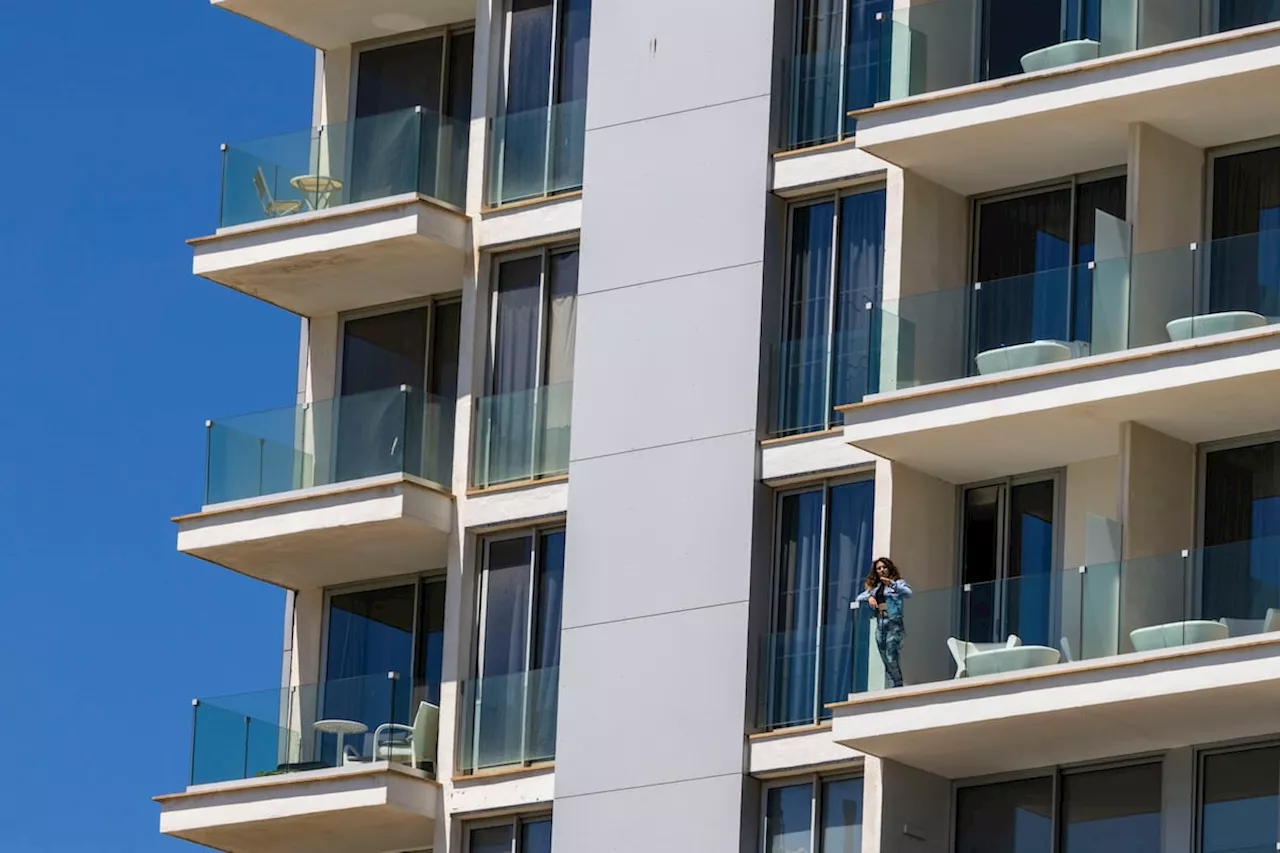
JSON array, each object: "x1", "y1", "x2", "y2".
[{"x1": 0, "y1": 2, "x2": 313, "y2": 849}]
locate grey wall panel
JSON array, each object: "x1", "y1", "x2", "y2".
[
  {"x1": 554, "y1": 601, "x2": 751, "y2": 797},
  {"x1": 569, "y1": 265, "x2": 764, "y2": 461},
  {"x1": 553, "y1": 774, "x2": 747, "y2": 853},
  {"x1": 583, "y1": 0, "x2": 774, "y2": 131},
  {"x1": 560, "y1": 432, "x2": 757, "y2": 630},
  {"x1": 576, "y1": 96, "x2": 771, "y2": 296}
]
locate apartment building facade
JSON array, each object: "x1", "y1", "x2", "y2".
[{"x1": 157, "y1": 2, "x2": 1280, "y2": 853}]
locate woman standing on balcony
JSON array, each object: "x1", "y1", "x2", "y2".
[{"x1": 856, "y1": 557, "x2": 912, "y2": 689}]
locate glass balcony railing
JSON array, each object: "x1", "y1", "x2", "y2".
[
  {"x1": 757, "y1": 535, "x2": 1280, "y2": 725},
  {"x1": 455, "y1": 666, "x2": 559, "y2": 774},
  {"x1": 219, "y1": 106, "x2": 469, "y2": 228},
  {"x1": 486, "y1": 100, "x2": 586, "y2": 207},
  {"x1": 874, "y1": 230, "x2": 1280, "y2": 394},
  {"x1": 190, "y1": 673, "x2": 435, "y2": 785},
  {"x1": 204, "y1": 386, "x2": 455, "y2": 505},
  {"x1": 767, "y1": 328, "x2": 878, "y2": 437},
  {"x1": 872, "y1": 0, "x2": 1280, "y2": 106},
  {"x1": 470, "y1": 382, "x2": 572, "y2": 490}
]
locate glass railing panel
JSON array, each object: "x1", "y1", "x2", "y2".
[
  {"x1": 204, "y1": 387, "x2": 455, "y2": 504},
  {"x1": 970, "y1": 262, "x2": 1092, "y2": 375},
  {"x1": 487, "y1": 100, "x2": 586, "y2": 207},
  {"x1": 768, "y1": 326, "x2": 878, "y2": 437},
  {"x1": 471, "y1": 382, "x2": 572, "y2": 490},
  {"x1": 456, "y1": 666, "x2": 559, "y2": 773},
  {"x1": 875, "y1": 285, "x2": 969, "y2": 392},
  {"x1": 874, "y1": 0, "x2": 1142, "y2": 103},
  {"x1": 758, "y1": 622, "x2": 872, "y2": 729},
  {"x1": 190, "y1": 673, "x2": 423, "y2": 786},
  {"x1": 219, "y1": 106, "x2": 468, "y2": 228}
]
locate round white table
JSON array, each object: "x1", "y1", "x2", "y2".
[
  {"x1": 290, "y1": 174, "x2": 343, "y2": 209},
  {"x1": 313, "y1": 718, "x2": 367, "y2": 762}
]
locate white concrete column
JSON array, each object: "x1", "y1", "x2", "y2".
[
  {"x1": 1162, "y1": 747, "x2": 1196, "y2": 853},
  {"x1": 869, "y1": 757, "x2": 951, "y2": 853}
]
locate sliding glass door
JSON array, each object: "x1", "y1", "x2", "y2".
[
  {"x1": 1200, "y1": 745, "x2": 1280, "y2": 853},
  {"x1": 972, "y1": 175, "x2": 1126, "y2": 369},
  {"x1": 767, "y1": 478, "x2": 874, "y2": 728},
  {"x1": 1208, "y1": 144, "x2": 1280, "y2": 319},
  {"x1": 337, "y1": 300, "x2": 460, "y2": 486},
  {"x1": 961, "y1": 475, "x2": 1058, "y2": 648},
  {"x1": 491, "y1": 0, "x2": 591, "y2": 204},
  {"x1": 350, "y1": 28, "x2": 474, "y2": 204},
  {"x1": 320, "y1": 578, "x2": 446, "y2": 762},
  {"x1": 470, "y1": 529, "x2": 564, "y2": 769},
  {"x1": 475, "y1": 247, "x2": 577, "y2": 488},
  {"x1": 775, "y1": 188, "x2": 886, "y2": 436},
  {"x1": 785, "y1": 0, "x2": 892, "y2": 149},
  {"x1": 1201, "y1": 438, "x2": 1280, "y2": 626}
]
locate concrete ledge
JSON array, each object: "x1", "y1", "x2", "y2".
[
  {"x1": 176, "y1": 474, "x2": 453, "y2": 588},
  {"x1": 159, "y1": 761, "x2": 440, "y2": 853}
]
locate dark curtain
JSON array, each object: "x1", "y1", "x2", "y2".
[
  {"x1": 1210, "y1": 145, "x2": 1280, "y2": 316},
  {"x1": 528, "y1": 531, "x2": 565, "y2": 760},
  {"x1": 983, "y1": 0, "x2": 1062, "y2": 80},
  {"x1": 552, "y1": 0, "x2": 591, "y2": 190},
  {"x1": 1218, "y1": 0, "x2": 1280, "y2": 31},
  {"x1": 484, "y1": 257, "x2": 542, "y2": 485},
  {"x1": 956, "y1": 777, "x2": 1054, "y2": 853},
  {"x1": 788, "y1": 0, "x2": 845, "y2": 148},
  {"x1": 820, "y1": 481, "x2": 876, "y2": 711},
  {"x1": 474, "y1": 537, "x2": 533, "y2": 769},
  {"x1": 769, "y1": 489, "x2": 825, "y2": 726},
  {"x1": 499, "y1": 0, "x2": 555, "y2": 203},
  {"x1": 845, "y1": 0, "x2": 894, "y2": 134},
  {"x1": 1203, "y1": 442, "x2": 1280, "y2": 620}
]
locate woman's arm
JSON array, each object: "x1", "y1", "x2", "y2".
[
  {"x1": 889, "y1": 579, "x2": 912, "y2": 598},
  {"x1": 854, "y1": 587, "x2": 872, "y2": 604}
]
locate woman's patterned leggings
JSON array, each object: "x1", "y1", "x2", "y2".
[{"x1": 877, "y1": 617, "x2": 905, "y2": 688}]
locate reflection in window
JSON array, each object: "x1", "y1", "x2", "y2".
[
  {"x1": 1059, "y1": 764, "x2": 1161, "y2": 853},
  {"x1": 1202, "y1": 440, "x2": 1280, "y2": 627},
  {"x1": 1202, "y1": 746, "x2": 1280, "y2": 853},
  {"x1": 956, "y1": 776, "x2": 1053, "y2": 853},
  {"x1": 766, "y1": 778, "x2": 864, "y2": 853}
]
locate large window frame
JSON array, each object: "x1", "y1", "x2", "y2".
[
  {"x1": 347, "y1": 24, "x2": 478, "y2": 125},
  {"x1": 765, "y1": 473, "x2": 875, "y2": 729},
  {"x1": 774, "y1": 185, "x2": 887, "y2": 437},
  {"x1": 761, "y1": 773, "x2": 866, "y2": 853},
  {"x1": 465, "y1": 813, "x2": 555, "y2": 853},
  {"x1": 1195, "y1": 738, "x2": 1280, "y2": 853},
  {"x1": 464, "y1": 524, "x2": 566, "y2": 771}
]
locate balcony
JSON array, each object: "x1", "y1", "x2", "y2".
[
  {"x1": 856, "y1": 1, "x2": 1280, "y2": 193},
  {"x1": 210, "y1": 0, "x2": 476, "y2": 50},
  {"x1": 848, "y1": 232, "x2": 1280, "y2": 483},
  {"x1": 176, "y1": 387, "x2": 455, "y2": 588},
  {"x1": 158, "y1": 673, "x2": 440, "y2": 853},
  {"x1": 828, "y1": 537, "x2": 1280, "y2": 778},
  {"x1": 486, "y1": 101, "x2": 586, "y2": 208},
  {"x1": 455, "y1": 666, "x2": 559, "y2": 775},
  {"x1": 470, "y1": 382, "x2": 571, "y2": 491},
  {"x1": 192, "y1": 107, "x2": 469, "y2": 317}
]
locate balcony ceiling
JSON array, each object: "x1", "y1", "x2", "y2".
[{"x1": 212, "y1": 0, "x2": 476, "y2": 50}]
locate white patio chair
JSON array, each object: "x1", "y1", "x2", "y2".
[
  {"x1": 947, "y1": 634, "x2": 1021, "y2": 678},
  {"x1": 373, "y1": 702, "x2": 440, "y2": 774},
  {"x1": 253, "y1": 167, "x2": 302, "y2": 217}
]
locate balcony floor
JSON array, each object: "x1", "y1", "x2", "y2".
[
  {"x1": 831, "y1": 633, "x2": 1280, "y2": 779},
  {"x1": 158, "y1": 762, "x2": 439, "y2": 853},
  {"x1": 175, "y1": 474, "x2": 452, "y2": 589}
]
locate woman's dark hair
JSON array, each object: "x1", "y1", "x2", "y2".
[{"x1": 864, "y1": 556, "x2": 901, "y2": 590}]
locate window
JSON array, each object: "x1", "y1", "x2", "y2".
[
  {"x1": 1200, "y1": 438, "x2": 1280, "y2": 628},
  {"x1": 337, "y1": 299, "x2": 460, "y2": 487},
  {"x1": 1200, "y1": 745, "x2": 1280, "y2": 853},
  {"x1": 489, "y1": 0, "x2": 592, "y2": 205},
  {"x1": 351, "y1": 28, "x2": 474, "y2": 205},
  {"x1": 765, "y1": 776, "x2": 864, "y2": 853},
  {"x1": 960, "y1": 475, "x2": 1058, "y2": 649},
  {"x1": 783, "y1": 0, "x2": 891, "y2": 150},
  {"x1": 957, "y1": 763, "x2": 1160, "y2": 853},
  {"x1": 773, "y1": 188, "x2": 886, "y2": 437},
  {"x1": 971, "y1": 175, "x2": 1127, "y2": 371},
  {"x1": 460, "y1": 528, "x2": 564, "y2": 771},
  {"x1": 470, "y1": 816, "x2": 553, "y2": 853},
  {"x1": 1207, "y1": 143, "x2": 1280, "y2": 320},
  {"x1": 473, "y1": 247, "x2": 578, "y2": 488},
  {"x1": 319, "y1": 578, "x2": 446, "y2": 763},
  {"x1": 765, "y1": 478, "x2": 874, "y2": 728}
]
